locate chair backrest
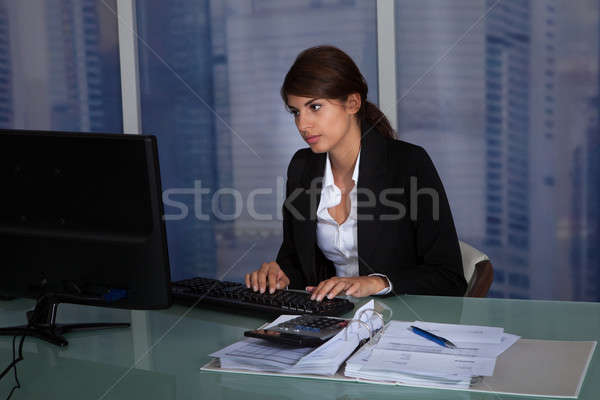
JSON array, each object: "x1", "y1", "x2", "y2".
[{"x1": 459, "y1": 241, "x2": 494, "y2": 297}]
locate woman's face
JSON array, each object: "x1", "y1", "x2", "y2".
[{"x1": 286, "y1": 94, "x2": 358, "y2": 153}]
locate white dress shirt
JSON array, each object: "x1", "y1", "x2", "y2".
[{"x1": 315, "y1": 151, "x2": 392, "y2": 295}]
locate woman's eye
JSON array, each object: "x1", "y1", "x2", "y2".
[
  {"x1": 289, "y1": 109, "x2": 299, "y2": 117},
  {"x1": 310, "y1": 104, "x2": 321, "y2": 111}
]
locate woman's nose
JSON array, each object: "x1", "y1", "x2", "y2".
[{"x1": 297, "y1": 112, "x2": 312, "y2": 131}]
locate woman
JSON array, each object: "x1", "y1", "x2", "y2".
[{"x1": 245, "y1": 45, "x2": 466, "y2": 300}]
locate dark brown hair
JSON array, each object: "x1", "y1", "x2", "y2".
[{"x1": 281, "y1": 45, "x2": 396, "y2": 139}]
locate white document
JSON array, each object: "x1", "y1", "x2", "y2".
[
  {"x1": 377, "y1": 332, "x2": 520, "y2": 358},
  {"x1": 382, "y1": 320, "x2": 504, "y2": 344},
  {"x1": 211, "y1": 338, "x2": 314, "y2": 371},
  {"x1": 344, "y1": 345, "x2": 472, "y2": 388},
  {"x1": 363, "y1": 348, "x2": 497, "y2": 377},
  {"x1": 344, "y1": 319, "x2": 514, "y2": 387}
]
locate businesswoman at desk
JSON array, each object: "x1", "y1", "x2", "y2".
[{"x1": 246, "y1": 46, "x2": 467, "y2": 300}]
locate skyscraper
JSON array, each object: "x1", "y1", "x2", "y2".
[
  {"x1": 583, "y1": 92, "x2": 600, "y2": 300},
  {"x1": 137, "y1": 0, "x2": 219, "y2": 280},
  {"x1": 483, "y1": 0, "x2": 532, "y2": 299},
  {"x1": 570, "y1": 145, "x2": 584, "y2": 299},
  {"x1": 585, "y1": 1, "x2": 600, "y2": 301},
  {"x1": 572, "y1": 5, "x2": 600, "y2": 299},
  {"x1": 528, "y1": 0, "x2": 560, "y2": 298},
  {"x1": 562, "y1": 0, "x2": 600, "y2": 302},
  {"x1": 394, "y1": 0, "x2": 537, "y2": 298},
  {"x1": 45, "y1": 0, "x2": 109, "y2": 132},
  {"x1": 395, "y1": 0, "x2": 488, "y2": 249},
  {"x1": 570, "y1": 96, "x2": 600, "y2": 302},
  {"x1": 0, "y1": 0, "x2": 120, "y2": 132}
]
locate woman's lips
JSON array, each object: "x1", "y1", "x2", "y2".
[{"x1": 305, "y1": 135, "x2": 320, "y2": 144}]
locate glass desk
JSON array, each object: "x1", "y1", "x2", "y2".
[{"x1": 1, "y1": 295, "x2": 598, "y2": 399}]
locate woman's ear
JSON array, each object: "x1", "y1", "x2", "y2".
[{"x1": 345, "y1": 93, "x2": 362, "y2": 115}]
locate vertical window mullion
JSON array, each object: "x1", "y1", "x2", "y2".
[
  {"x1": 116, "y1": 0, "x2": 142, "y2": 135},
  {"x1": 376, "y1": 0, "x2": 398, "y2": 131}
]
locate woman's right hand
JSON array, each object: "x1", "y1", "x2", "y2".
[{"x1": 245, "y1": 262, "x2": 290, "y2": 294}]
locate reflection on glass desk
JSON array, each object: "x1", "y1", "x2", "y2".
[{"x1": 1, "y1": 296, "x2": 599, "y2": 400}]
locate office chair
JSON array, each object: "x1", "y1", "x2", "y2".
[{"x1": 459, "y1": 241, "x2": 494, "y2": 297}]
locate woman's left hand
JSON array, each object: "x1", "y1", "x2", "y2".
[{"x1": 306, "y1": 276, "x2": 388, "y2": 301}]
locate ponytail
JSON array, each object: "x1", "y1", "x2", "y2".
[{"x1": 360, "y1": 101, "x2": 396, "y2": 139}]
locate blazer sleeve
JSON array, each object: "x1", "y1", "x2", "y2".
[
  {"x1": 275, "y1": 150, "x2": 307, "y2": 289},
  {"x1": 389, "y1": 146, "x2": 467, "y2": 296}
]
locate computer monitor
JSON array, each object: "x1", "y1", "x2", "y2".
[{"x1": 0, "y1": 129, "x2": 172, "y2": 346}]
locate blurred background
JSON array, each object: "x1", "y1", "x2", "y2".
[{"x1": 0, "y1": 0, "x2": 598, "y2": 301}]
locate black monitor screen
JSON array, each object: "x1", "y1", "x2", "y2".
[{"x1": 0, "y1": 129, "x2": 171, "y2": 310}]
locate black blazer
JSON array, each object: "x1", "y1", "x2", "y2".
[{"x1": 276, "y1": 123, "x2": 467, "y2": 297}]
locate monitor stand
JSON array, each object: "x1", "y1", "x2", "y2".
[{"x1": 0, "y1": 294, "x2": 130, "y2": 347}]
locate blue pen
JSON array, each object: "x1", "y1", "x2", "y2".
[{"x1": 409, "y1": 325, "x2": 457, "y2": 349}]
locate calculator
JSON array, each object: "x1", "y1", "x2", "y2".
[{"x1": 244, "y1": 315, "x2": 349, "y2": 347}]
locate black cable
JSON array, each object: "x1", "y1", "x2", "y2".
[
  {"x1": 0, "y1": 334, "x2": 26, "y2": 400},
  {"x1": 0, "y1": 336, "x2": 19, "y2": 379},
  {"x1": 8, "y1": 335, "x2": 25, "y2": 400},
  {"x1": 4, "y1": 336, "x2": 20, "y2": 400}
]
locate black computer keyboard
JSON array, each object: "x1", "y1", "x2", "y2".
[{"x1": 171, "y1": 276, "x2": 355, "y2": 317}]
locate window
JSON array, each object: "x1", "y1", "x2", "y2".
[
  {"x1": 4, "y1": 0, "x2": 600, "y2": 301},
  {"x1": 394, "y1": 1, "x2": 600, "y2": 300},
  {"x1": 0, "y1": 0, "x2": 122, "y2": 133},
  {"x1": 136, "y1": 0, "x2": 378, "y2": 281}
]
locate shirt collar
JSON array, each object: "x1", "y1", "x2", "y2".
[{"x1": 323, "y1": 150, "x2": 361, "y2": 189}]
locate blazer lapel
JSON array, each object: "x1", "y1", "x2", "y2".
[
  {"x1": 357, "y1": 124, "x2": 389, "y2": 275},
  {"x1": 292, "y1": 151, "x2": 325, "y2": 284}
]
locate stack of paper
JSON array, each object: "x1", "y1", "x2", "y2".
[
  {"x1": 344, "y1": 320, "x2": 520, "y2": 388},
  {"x1": 210, "y1": 300, "x2": 382, "y2": 376}
]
